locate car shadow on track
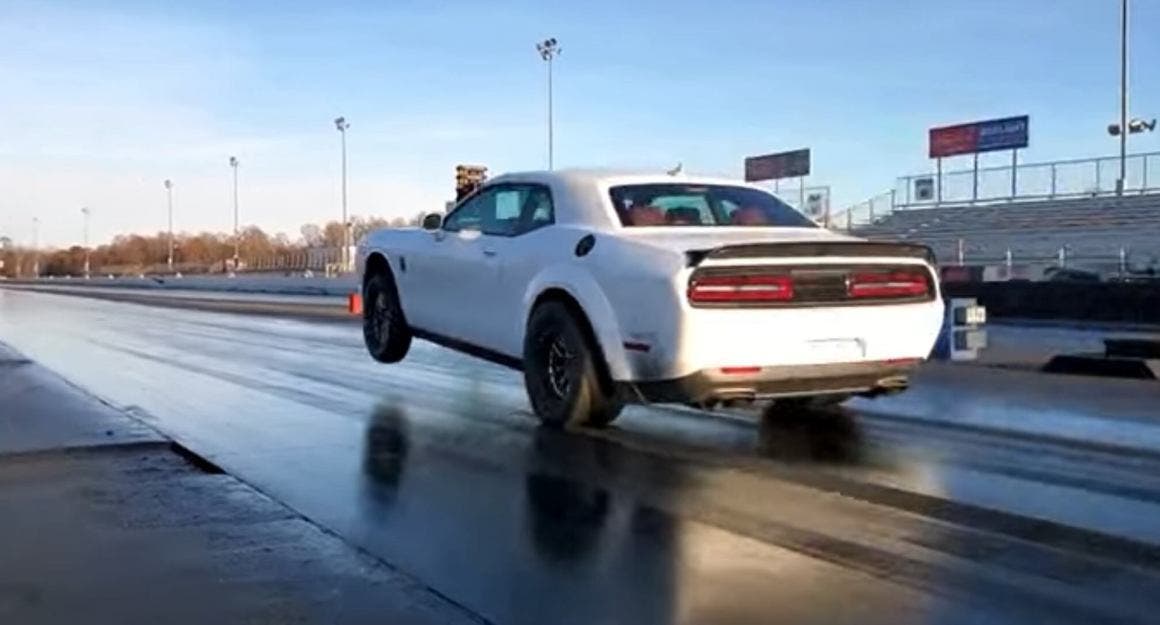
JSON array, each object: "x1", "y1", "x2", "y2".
[{"x1": 756, "y1": 405, "x2": 868, "y2": 465}]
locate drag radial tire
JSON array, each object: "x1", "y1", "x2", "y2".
[
  {"x1": 523, "y1": 301, "x2": 623, "y2": 428},
  {"x1": 363, "y1": 271, "x2": 412, "y2": 363}
]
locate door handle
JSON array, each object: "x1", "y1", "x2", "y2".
[{"x1": 482, "y1": 248, "x2": 497, "y2": 257}]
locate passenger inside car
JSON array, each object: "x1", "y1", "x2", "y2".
[
  {"x1": 626, "y1": 204, "x2": 666, "y2": 226},
  {"x1": 665, "y1": 207, "x2": 703, "y2": 225},
  {"x1": 730, "y1": 205, "x2": 769, "y2": 225}
]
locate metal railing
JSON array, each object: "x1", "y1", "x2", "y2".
[
  {"x1": 895, "y1": 150, "x2": 1160, "y2": 209},
  {"x1": 927, "y1": 240, "x2": 1160, "y2": 278},
  {"x1": 757, "y1": 183, "x2": 832, "y2": 222},
  {"x1": 828, "y1": 151, "x2": 1160, "y2": 232},
  {"x1": 831, "y1": 190, "x2": 895, "y2": 231}
]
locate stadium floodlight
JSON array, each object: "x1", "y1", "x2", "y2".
[
  {"x1": 1109, "y1": 119, "x2": 1156, "y2": 136},
  {"x1": 1128, "y1": 118, "x2": 1156, "y2": 133},
  {"x1": 535, "y1": 38, "x2": 561, "y2": 170}
]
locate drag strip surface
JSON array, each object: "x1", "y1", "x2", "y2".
[{"x1": 3, "y1": 287, "x2": 1160, "y2": 624}]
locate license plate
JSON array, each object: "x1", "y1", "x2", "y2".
[{"x1": 808, "y1": 339, "x2": 864, "y2": 362}]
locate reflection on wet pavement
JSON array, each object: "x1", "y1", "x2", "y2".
[
  {"x1": 362, "y1": 403, "x2": 410, "y2": 502},
  {"x1": 524, "y1": 427, "x2": 615, "y2": 566}
]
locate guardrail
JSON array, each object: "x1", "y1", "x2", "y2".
[
  {"x1": 940, "y1": 245, "x2": 1137, "y2": 269},
  {"x1": 19, "y1": 247, "x2": 349, "y2": 280},
  {"x1": 943, "y1": 281, "x2": 1160, "y2": 325}
]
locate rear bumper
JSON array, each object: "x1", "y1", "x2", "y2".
[{"x1": 616, "y1": 361, "x2": 917, "y2": 404}]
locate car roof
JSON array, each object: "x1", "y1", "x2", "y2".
[
  {"x1": 486, "y1": 168, "x2": 757, "y2": 189},
  {"x1": 478, "y1": 168, "x2": 781, "y2": 229}
]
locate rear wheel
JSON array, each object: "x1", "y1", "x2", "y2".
[
  {"x1": 523, "y1": 301, "x2": 623, "y2": 428},
  {"x1": 363, "y1": 271, "x2": 412, "y2": 363}
]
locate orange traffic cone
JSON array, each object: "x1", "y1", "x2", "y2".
[{"x1": 347, "y1": 292, "x2": 363, "y2": 316}]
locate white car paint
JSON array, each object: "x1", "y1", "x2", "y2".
[{"x1": 358, "y1": 169, "x2": 944, "y2": 400}]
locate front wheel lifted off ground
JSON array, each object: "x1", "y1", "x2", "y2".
[
  {"x1": 523, "y1": 301, "x2": 623, "y2": 428},
  {"x1": 363, "y1": 272, "x2": 412, "y2": 363}
]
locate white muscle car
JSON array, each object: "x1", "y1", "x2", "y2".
[{"x1": 358, "y1": 169, "x2": 944, "y2": 427}]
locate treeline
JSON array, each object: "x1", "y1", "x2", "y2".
[{"x1": 0, "y1": 214, "x2": 422, "y2": 278}]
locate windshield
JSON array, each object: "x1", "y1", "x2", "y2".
[{"x1": 609, "y1": 183, "x2": 817, "y2": 228}]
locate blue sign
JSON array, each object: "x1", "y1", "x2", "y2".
[{"x1": 975, "y1": 115, "x2": 1029, "y2": 153}]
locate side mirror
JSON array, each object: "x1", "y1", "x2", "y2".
[{"x1": 422, "y1": 213, "x2": 443, "y2": 231}]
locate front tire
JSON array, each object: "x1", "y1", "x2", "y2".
[
  {"x1": 363, "y1": 271, "x2": 412, "y2": 363},
  {"x1": 523, "y1": 301, "x2": 623, "y2": 428}
]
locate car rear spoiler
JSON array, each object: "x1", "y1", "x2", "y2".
[{"x1": 685, "y1": 241, "x2": 936, "y2": 268}]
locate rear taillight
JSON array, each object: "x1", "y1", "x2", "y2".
[
  {"x1": 688, "y1": 274, "x2": 794, "y2": 304},
  {"x1": 847, "y1": 270, "x2": 930, "y2": 299}
]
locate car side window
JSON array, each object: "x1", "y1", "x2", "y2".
[
  {"x1": 484, "y1": 188, "x2": 523, "y2": 236},
  {"x1": 442, "y1": 189, "x2": 495, "y2": 232},
  {"x1": 444, "y1": 184, "x2": 554, "y2": 237},
  {"x1": 515, "y1": 185, "x2": 554, "y2": 235}
]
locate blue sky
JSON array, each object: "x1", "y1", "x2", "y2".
[{"x1": 2, "y1": 0, "x2": 1158, "y2": 247}]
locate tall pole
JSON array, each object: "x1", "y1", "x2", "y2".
[
  {"x1": 164, "y1": 179, "x2": 174, "y2": 271},
  {"x1": 1010, "y1": 149, "x2": 1018, "y2": 198},
  {"x1": 936, "y1": 158, "x2": 943, "y2": 205},
  {"x1": 1118, "y1": 0, "x2": 1129, "y2": 195},
  {"x1": 536, "y1": 38, "x2": 560, "y2": 170},
  {"x1": 229, "y1": 156, "x2": 239, "y2": 271},
  {"x1": 548, "y1": 56, "x2": 554, "y2": 170},
  {"x1": 81, "y1": 207, "x2": 91, "y2": 279},
  {"x1": 972, "y1": 152, "x2": 979, "y2": 202},
  {"x1": 798, "y1": 175, "x2": 806, "y2": 213},
  {"x1": 334, "y1": 116, "x2": 351, "y2": 271},
  {"x1": 31, "y1": 217, "x2": 39, "y2": 278}
]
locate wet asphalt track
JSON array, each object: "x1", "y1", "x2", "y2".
[{"x1": 3, "y1": 286, "x2": 1160, "y2": 625}]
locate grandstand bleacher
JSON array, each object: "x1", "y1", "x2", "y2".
[{"x1": 853, "y1": 192, "x2": 1160, "y2": 269}]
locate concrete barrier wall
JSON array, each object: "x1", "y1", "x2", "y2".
[
  {"x1": 944, "y1": 281, "x2": 1160, "y2": 325},
  {"x1": 3, "y1": 274, "x2": 359, "y2": 297}
]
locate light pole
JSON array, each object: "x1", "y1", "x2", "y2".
[
  {"x1": 1107, "y1": 0, "x2": 1156, "y2": 194},
  {"x1": 229, "y1": 156, "x2": 239, "y2": 271},
  {"x1": 536, "y1": 37, "x2": 561, "y2": 170},
  {"x1": 1118, "y1": 0, "x2": 1128, "y2": 194},
  {"x1": 164, "y1": 179, "x2": 175, "y2": 271},
  {"x1": 81, "y1": 207, "x2": 91, "y2": 279},
  {"x1": 334, "y1": 116, "x2": 350, "y2": 270},
  {"x1": 31, "y1": 217, "x2": 39, "y2": 278}
]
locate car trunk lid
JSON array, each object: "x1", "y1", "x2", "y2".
[{"x1": 683, "y1": 239, "x2": 937, "y2": 308}]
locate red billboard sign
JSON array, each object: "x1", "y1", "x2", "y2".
[{"x1": 929, "y1": 124, "x2": 978, "y2": 158}]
